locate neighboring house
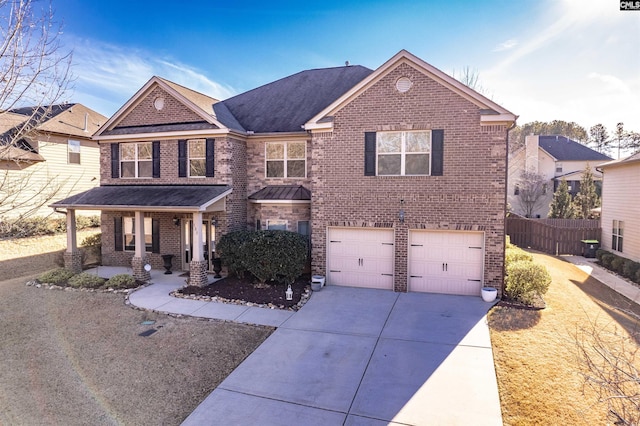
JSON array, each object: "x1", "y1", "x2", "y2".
[
  {"x1": 599, "y1": 152, "x2": 640, "y2": 263},
  {"x1": 0, "y1": 104, "x2": 107, "y2": 218},
  {"x1": 53, "y1": 50, "x2": 516, "y2": 296},
  {"x1": 507, "y1": 134, "x2": 612, "y2": 218}
]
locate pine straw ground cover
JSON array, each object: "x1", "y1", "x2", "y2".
[
  {"x1": 489, "y1": 251, "x2": 640, "y2": 425},
  {"x1": 0, "y1": 233, "x2": 273, "y2": 425}
]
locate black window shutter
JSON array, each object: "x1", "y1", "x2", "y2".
[
  {"x1": 364, "y1": 132, "x2": 376, "y2": 176},
  {"x1": 114, "y1": 217, "x2": 123, "y2": 251},
  {"x1": 152, "y1": 218, "x2": 160, "y2": 253},
  {"x1": 111, "y1": 143, "x2": 120, "y2": 178},
  {"x1": 431, "y1": 129, "x2": 444, "y2": 176},
  {"x1": 205, "y1": 138, "x2": 215, "y2": 177},
  {"x1": 152, "y1": 141, "x2": 160, "y2": 178},
  {"x1": 256, "y1": 220, "x2": 261, "y2": 231},
  {"x1": 178, "y1": 140, "x2": 187, "y2": 177}
]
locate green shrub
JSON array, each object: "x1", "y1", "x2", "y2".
[
  {"x1": 67, "y1": 273, "x2": 106, "y2": 289},
  {"x1": 217, "y1": 230, "x2": 254, "y2": 278},
  {"x1": 105, "y1": 274, "x2": 138, "y2": 289},
  {"x1": 505, "y1": 260, "x2": 552, "y2": 305},
  {"x1": 595, "y1": 249, "x2": 609, "y2": 262},
  {"x1": 601, "y1": 253, "x2": 616, "y2": 269},
  {"x1": 38, "y1": 268, "x2": 75, "y2": 285},
  {"x1": 245, "y1": 230, "x2": 308, "y2": 284},
  {"x1": 76, "y1": 215, "x2": 101, "y2": 229},
  {"x1": 622, "y1": 260, "x2": 640, "y2": 281},
  {"x1": 505, "y1": 246, "x2": 533, "y2": 268},
  {"x1": 81, "y1": 233, "x2": 102, "y2": 264},
  {"x1": 610, "y1": 256, "x2": 625, "y2": 274}
]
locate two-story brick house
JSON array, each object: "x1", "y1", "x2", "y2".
[{"x1": 54, "y1": 50, "x2": 516, "y2": 296}]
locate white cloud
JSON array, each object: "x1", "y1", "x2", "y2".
[
  {"x1": 492, "y1": 39, "x2": 517, "y2": 52},
  {"x1": 482, "y1": 0, "x2": 640, "y2": 137},
  {"x1": 66, "y1": 37, "x2": 236, "y2": 116}
]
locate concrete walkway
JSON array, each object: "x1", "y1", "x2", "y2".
[
  {"x1": 563, "y1": 255, "x2": 640, "y2": 304},
  {"x1": 89, "y1": 267, "x2": 502, "y2": 425}
]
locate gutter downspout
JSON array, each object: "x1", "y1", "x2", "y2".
[{"x1": 503, "y1": 120, "x2": 518, "y2": 296}]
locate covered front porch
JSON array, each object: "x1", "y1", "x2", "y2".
[{"x1": 51, "y1": 185, "x2": 232, "y2": 287}]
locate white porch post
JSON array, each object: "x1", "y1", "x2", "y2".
[
  {"x1": 131, "y1": 210, "x2": 150, "y2": 281},
  {"x1": 63, "y1": 209, "x2": 82, "y2": 273},
  {"x1": 189, "y1": 211, "x2": 208, "y2": 286}
]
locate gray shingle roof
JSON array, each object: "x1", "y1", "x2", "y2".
[
  {"x1": 51, "y1": 185, "x2": 231, "y2": 210},
  {"x1": 219, "y1": 65, "x2": 373, "y2": 133},
  {"x1": 539, "y1": 136, "x2": 612, "y2": 161}
]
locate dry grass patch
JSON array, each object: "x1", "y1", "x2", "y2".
[{"x1": 489, "y1": 251, "x2": 640, "y2": 425}]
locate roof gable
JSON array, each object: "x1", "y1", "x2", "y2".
[
  {"x1": 220, "y1": 65, "x2": 373, "y2": 133},
  {"x1": 305, "y1": 50, "x2": 517, "y2": 131},
  {"x1": 538, "y1": 136, "x2": 612, "y2": 162},
  {"x1": 95, "y1": 77, "x2": 227, "y2": 138}
]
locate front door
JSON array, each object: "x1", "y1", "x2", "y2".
[{"x1": 182, "y1": 220, "x2": 216, "y2": 271}]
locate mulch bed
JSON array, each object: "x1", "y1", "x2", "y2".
[
  {"x1": 176, "y1": 273, "x2": 311, "y2": 310},
  {"x1": 496, "y1": 294, "x2": 546, "y2": 310}
]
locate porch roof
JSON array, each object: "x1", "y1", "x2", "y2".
[
  {"x1": 51, "y1": 185, "x2": 232, "y2": 212},
  {"x1": 248, "y1": 185, "x2": 311, "y2": 203}
]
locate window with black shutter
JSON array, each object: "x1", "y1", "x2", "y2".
[{"x1": 364, "y1": 130, "x2": 443, "y2": 176}]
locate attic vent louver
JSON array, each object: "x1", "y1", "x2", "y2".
[{"x1": 396, "y1": 77, "x2": 413, "y2": 93}]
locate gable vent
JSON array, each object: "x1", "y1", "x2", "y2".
[{"x1": 395, "y1": 77, "x2": 413, "y2": 93}]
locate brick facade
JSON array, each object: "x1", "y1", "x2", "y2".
[{"x1": 310, "y1": 63, "x2": 507, "y2": 292}]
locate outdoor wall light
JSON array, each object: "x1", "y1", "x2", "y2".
[
  {"x1": 399, "y1": 199, "x2": 405, "y2": 223},
  {"x1": 285, "y1": 284, "x2": 293, "y2": 301},
  {"x1": 172, "y1": 216, "x2": 180, "y2": 226}
]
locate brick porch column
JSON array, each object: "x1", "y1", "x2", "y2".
[
  {"x1": 63, "y1": 209, "x2": 82, "y2": 273},
  {"x1": 131, "y1": 210, "x2": 150, "y2": 281},
  {"x1": 189, "y1": 212, "x2": 208, "y2": 286}
]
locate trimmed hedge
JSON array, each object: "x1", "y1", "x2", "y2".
[
  {"x1": 505, "y1": 245, "x2": 534, "y2": 268},
  {"x1": 217, "y1": 230, "x2": 308, "y2": 284},
  {"x1": 0, "y1": 215, "x2": 100, "y2": 239},
  {"x1": 505, "y1": 260, "x2": 551, "y2": 305},
  {"x1": 68, "y1": 273, "x2": 106, "y2": 289},
  {"x1": 596, "y1": 249, "x2": 640, "y2": 284},
  {"x1": 105, "y1": 274, "x2": 138, "y2": 289},
  {"x1": 38, "y1": 268, "x2": 75, "y2": 285}
]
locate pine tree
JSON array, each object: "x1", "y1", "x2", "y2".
[
  {"x1": 572, "y1": 165, "x2": 600, "y2": 219},
  {"x1": 549, "y1": 179, "x2": 574, "y2": 218}
]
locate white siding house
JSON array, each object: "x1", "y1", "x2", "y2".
[{"x1": 599, "y1": 152, "x2": 640, "y2": 262}]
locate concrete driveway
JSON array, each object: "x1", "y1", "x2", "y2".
[{"x1": 182, "y1": 286, "x2": 502, "y2": 425}]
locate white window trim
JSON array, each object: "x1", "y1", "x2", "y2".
[
  {"x1": 265, "y1": 141, "x2": 307, "y2": 178},
  {"x1": 612, "y1": 220, "x2": 624, "y2": 252},
  {"x1": 120, "y1": 142, "x2": 153, "y2": 179},
  {"x1": 123, "y1": 217, "x2": 153, "y2": 252},
  {"x1": 68, "y1": 139, "x2": 81, "y2": 164},
  {"x1": 376, "y1": 131, "x2": 431, "y2": 176},
  {"x1": 187, "y1": 138, "x2": 206, "y2": 178},
  {"x1": 265, "y1": 219, "x2": 288, "y2": 231}
]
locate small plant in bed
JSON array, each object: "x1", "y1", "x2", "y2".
[{"x1": 68, "y1": 273, "x2": 106, "y2": 289}]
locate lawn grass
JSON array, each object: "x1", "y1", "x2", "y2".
[{"x1": 489, "y1": 251, "x2": 640, "y2": 425}]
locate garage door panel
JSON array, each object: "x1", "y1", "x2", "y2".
[
  {"x1": 409, "y1": 230, "x2": 484, "y2": 295},
  {"x1": 327, "y1": 228, "x2": 394, "y2": 290}
]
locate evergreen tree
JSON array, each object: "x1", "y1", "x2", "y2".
[
  {"x1": 572, "y1": 165, "x2": 600, "y2": 219},
  {"x1": 549, "y1": 179, "x2": 574, "y2": 218}
]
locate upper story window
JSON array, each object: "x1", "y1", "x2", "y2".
[
  {"x1": 120, "y1": 142, "x2": 152, "y2": 178},
  {"x1": 188, "y1": 139, "x2": 206, "y2": 177},
  {"x1": 377, "y1": 131, "x2": 431, "y2": 175},
  {"x1": 556, "y1": 163, "x2": 563, "y2": 173},
  {"x1": 365, "y1": 130, "x2": 443, "y2": 177},
  {"x1": 266, "y1": 141, "x2": 306, "y2": 178},
  {"x1": 68, "y1": 140, "x2": 80, "y2": 164}
]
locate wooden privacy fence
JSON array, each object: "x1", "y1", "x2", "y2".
[{"x1": 506, "y1": 216, "x2": 601, "y2": 255}]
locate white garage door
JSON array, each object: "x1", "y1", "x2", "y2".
[
  {"x1": 327, "y1": 227, "x2": 394, "y2": 290},
  {"x1": 409, "y1": 230, "x2": 484, "y2": 295}
]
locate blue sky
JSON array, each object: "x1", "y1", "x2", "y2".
[{"x1": 55, "y1": 0, "x2": 639, "y2": 141}]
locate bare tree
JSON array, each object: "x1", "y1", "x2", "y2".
[
  {"x1": 515, "y1": 170, "x2": 549, "y2": 218},
  {"x1": 576, "y1": 321, "x2": 640, "y2": 426},
  {"x1": 589, "y1": 124, "x2": 611, "y2": 155},
  {"x1": 0, "y1": 0, "x2": 73, "y2": 228}
]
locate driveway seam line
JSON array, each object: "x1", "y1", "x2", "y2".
[{"x1": 343, "y1": 292, "x2": 401, "y2": 423}]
